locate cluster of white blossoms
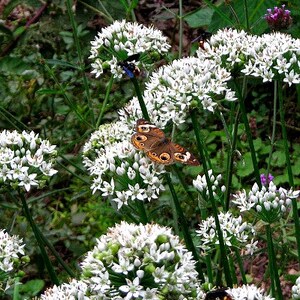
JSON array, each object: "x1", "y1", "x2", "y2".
[
  {"x1": 82, "y1": 121, "x2": 166, "y2": 209},
  {"x1": 226, "y1": 284, "x2": 275, "y2": 300},
  {"x1": 79, "y1": 222, "x2": 204, "y2": 299},
  {"x1": 119, "y1": 56, "x2": 236, "y2": 127},
  {"x1": 197, "y1": 28, "x2": 300, "y2": 85},
  {"x1": 40, "y1": 279, "x2": 90, "y2": 300},
  {"x1": 0, "y1": 130, "x2": 57, "y2": 192},
  {"x1": 232, "y1": 181, "x2": 300, "y2": 223},
  {"x1": 193, "y1": 169, "x2": 225, "y2": 198},
  {"x1": 89, "y1": 20, "x2": 170, "y2": 78},
  {"x1": 292, "y1": 276, "x2": 300, "y2": 299},
  {"x1": 0, "y1": 229, "x2": 26, "y2": 272},
  {"x1": 196, "y1": 211, "x2": 256, "y2": 254}
]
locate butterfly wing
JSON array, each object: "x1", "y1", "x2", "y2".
[
  {"x1": 131, "y1": 119, "x2": 166, "y2": 152},
  {"x1": 131, "y1": 119, "x2": 200, "y2": 166}
]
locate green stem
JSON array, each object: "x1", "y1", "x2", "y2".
[
  {"x1": 178, "y1": 0, "x2": 183, "y2": 58},
  {"x1": 136, "y1": 200, "x2": 148, "y2": 224},
  {"x1": 266, "y1": 224, "x2": 283, "y2": 299},
  {"x1": 19, "y1": 192, "x2": 59, "y2": 285},
  {"x1": 96, "y1": 75, "x2": 115, "y2": 128},
  {"x1": 38, "y1": 228, "x2": 76, "y2": 278},
  {"x1": 165, "y1": 173, "x2": 204, "y2": 281},
  {"x1": 190, "y1": 109, "x2": 232, "y2": 287},
  {"x1": 234, "y1": 247, "x2": 247, "y2": 284},
  {"x1": 130, "y1": 77, "x2": 150, "y2": 121},
  {"x1": 66, "y1": 0, "x2": 94, "y2": 126},
  {"x1": 266, "y1": 81, "x2": 278, "y2": 177},
  {"x1": 243, "y1": 0, "x2": 250, "y2": 31},
  {"x1": 235, "y1": 78, "x2": 261, "y2": 187},
  {"x1": 0, "y1": 106, "x2": 29, "y2": 131},
  {"x1": 43, "y1": 63, "x2": 92, "y2": 128},
  {"x1": 172, "y1": 165, "x2": 197, "y2": 203},
  {"x1": 278, "y1": 82, "x2": 300, "y2": 262},
  {"x1": 224, "y1": 104, "x2": 240, "y2": 210},
  {"x1": 13, "y1": 276, "x2": 20, "y2": 300},
  {"x1": 78, "y1": 0, "x2": 114, "y2": 23}
]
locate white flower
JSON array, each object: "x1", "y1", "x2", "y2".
[
  {"x1": 232, "y1": 181, "x2": 299, "y2": 223},
  {"x1": 80, "y1": 222, "x2": 203, "y2": 298},
  {"x1": 119, "y1": 56, "x2": 235, "y2": 127},
  {"x1": 0, "y1": 229, "x2": 26, "y2": 273},
  {"x1": 89, "y1": 20, "x2": 170, "y2": 79},
  {"x1": 292, "y1": 276, "x2": 300, "y2": 299},
  {"x1": 82, "y1": 121, "x2": 166, "y2": 210},
  {"x1": 196, "y1": 211, "x2": 256, "y2": 253},
  {"x1": 227, "y1": 284, "x2": 275, "y2": 300},
  {"x1": 0, "y1": 130, "x2": 57, "y2": 192},
  {"x1": 40, "y1": 279, "x2": 90, "y2": 300},
  {"x1": 197, "y1": 28, "x2": 300, "y2": 86}
]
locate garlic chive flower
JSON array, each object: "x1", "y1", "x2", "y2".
[
  {"x1": 292, "y1": 276, "x2": 300, "y2": 299},
  {"x1": 89, "y1": 20, "x2": 170, "y2": 78},
  {"x1": 232, "y1": 181, "x2": 300, "y2": 223},
  {"x1": 197, "y1": 28, "x2": 300, "y2": 86},
  {"x1": 0, "y1": 229, "x2": 26, "y2": 273},
  {"x1": 193, "y1": 169, "x2": 225, "y2": 199},
  {"x1": 40, "y1": 279, "x2": 89, "y2": 300},
  {"x1": 82, "y1": 121, "x2": 166, "y2": 209},
  {"x1": 196, "y1": 211, "x2": 256, "y2": 253},
  {"x1": 226, "y1": 284, "x2": 275, "y2": 300},
  {"x1": 0, "y1": 130, "x2": 57, "y2": 192},
  {"x1": 265, "y1": 5, "x2": 292, "y2": 31},
  {"x1": 120, "y1": 56, "x2": 235, "y2": 127},
  {"x1": 80, "y1": 222, "x2": 203, "y2": 299}
]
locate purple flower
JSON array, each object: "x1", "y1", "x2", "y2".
[
  {"x1": 265, "y1": 5, "x2": 292, "y2": 31},
  {"x1": 260, "y1": 173, "x2": 274, "y2": 186}
]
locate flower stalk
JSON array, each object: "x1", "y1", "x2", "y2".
[
  {"x1": 191, "y1": 109, "x2": 232, "y2": 287},
  {"x1": 19, "y1": 192, "x2": 59, "y2": 285}
]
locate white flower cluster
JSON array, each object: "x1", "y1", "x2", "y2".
[
  {"x1": 0, "y1": 130, "x2": 57, "y2": 192},
  {"x1": 89, "y1": 20, "x2": 170, "y2": 78},
  {"x1": 0, "y1": 229, "x2": 25, "y2": 272},
  {"x1": 292, "y1": 276, "x2": 300, "y2": 299},
  {"x1": 120, "y1": 56, "x2": 236, "y2": 127},
  {"x1": 80, "y1": 222, "x2": 203, "y2": 299},
  {"x1": 197, "y1": 28, "x2": 300, "y2": 85},
  {"x1": 226, "y1": 284, "x2": 275, "y2": 300},
  {"x1": 232, "y1": 181, "x2": 299, "y2": 223},
  {"x1": 82, "y1": 121, "x2": 166, "y2": 209},
  {"x1": 196, "y1": 211, "x2": 256, "y2": 253},
  {"x1": 193, "y1": 169, "x2": 225, "y2": 198},
  {"x1": 40, "y1": 279, "x2": 90, "y2": 300}
]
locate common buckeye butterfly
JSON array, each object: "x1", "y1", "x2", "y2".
[{"x1": 131, "y1": 119, "x2": 200, "y2": 166}]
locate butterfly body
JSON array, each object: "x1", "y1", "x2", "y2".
[{"x1": 131, "y1": 119, "x2": 199, "y2": 166}]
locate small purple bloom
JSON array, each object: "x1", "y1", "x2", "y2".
[
  {"x1": 260, "y1": 173, "x2": 274, "y2": 186},
  {"x1": 265, "y1": 5, "x2": 292, "y2": 31}
]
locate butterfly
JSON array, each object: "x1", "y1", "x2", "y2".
[
  {"x1": 118, "y1": 54, "x2": 141, "y2": 78},
  {"x1": 131, "y1": 119, "x2": 200, "y2": 165},
  {"x1": 205, "y1": 288, "x2": 232, "y2": 300}
]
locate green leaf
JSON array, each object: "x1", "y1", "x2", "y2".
[
  {"x1": 236, "y1": 152, "x2": 254, "y2": 177},
  {"x1": 184, "y1": 7, "x2": 214, "y2": 28},
  {"x1": 18, "y1": 279, "x2": 45, "y2": 296},
  {"x1": 45, "y1": 59, "x2": 80, "y2": 70},
  {"x1": 270, "y1": 151, "x2": 286, "y2": 167},
  {"x1": 0, "y1": 56, "x2": 30, "y2": 74}
]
